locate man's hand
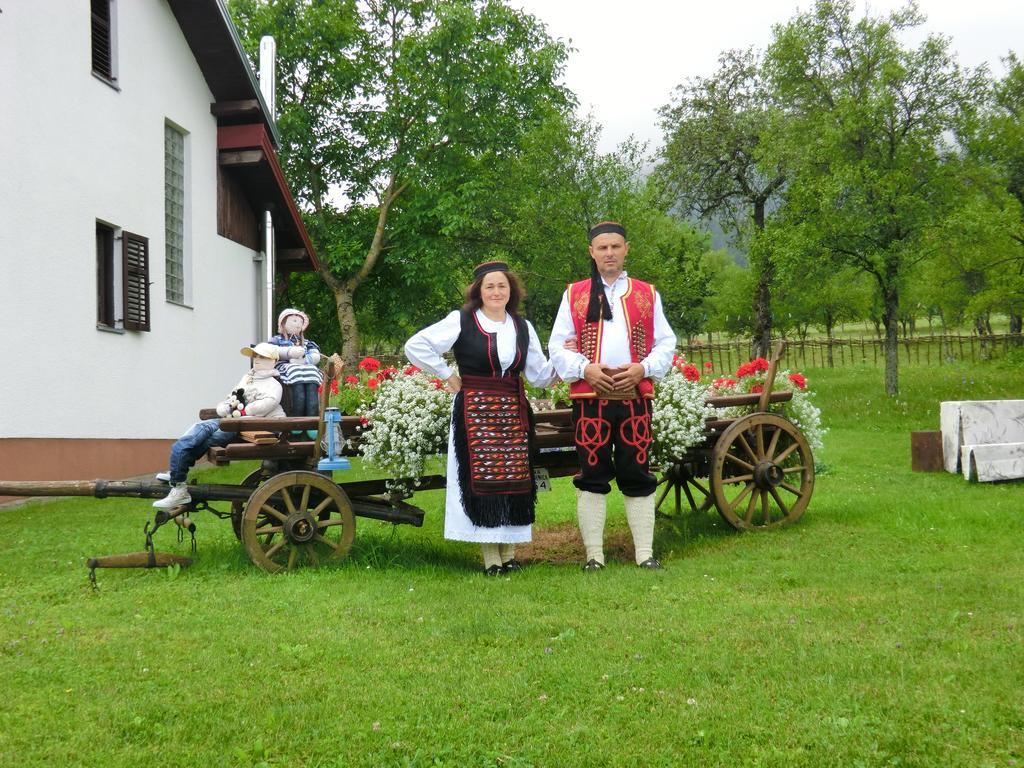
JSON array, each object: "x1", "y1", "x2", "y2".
[
  {"x1": 610, "y1": 363, "x2": 645, "y2": 389},
  {"x1": 445, "y1": 374, "x2": 462, "y2": 394},
  {"x1": 583, "y1": 363, "x2": 617, "y2": 395},
  {"x1": 563, "y1": 336, "x2": 579, "y2": 352}
]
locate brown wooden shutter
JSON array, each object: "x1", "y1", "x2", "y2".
[
  {"x1": 122, "y1": 231, "x2": 151, "y2": 331},
  {"x1": 90, "y1": 0, "x2": 113, "y2": 79}
]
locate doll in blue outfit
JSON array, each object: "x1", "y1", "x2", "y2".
[{"x1": 269, "y1": 308, "x2": 323, "y2": 437}]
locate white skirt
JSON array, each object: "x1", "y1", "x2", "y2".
[{"x1": 443, "y1": 413, "x2": 532, "y2": 544}]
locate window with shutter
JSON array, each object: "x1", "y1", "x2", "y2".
[
  {"x1": 90, "y1": 0, "x2": 116, "y2": 82},
  {"x1": 96, "y1": 222, "x2": 116, "y2": 327},
  {"x1": 122, "y1": 232, "x2": 151, "y2": 332}
]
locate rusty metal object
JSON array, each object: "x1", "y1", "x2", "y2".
[{"x1": 911, "y1": 431, "x2": 944, "y2": 472}]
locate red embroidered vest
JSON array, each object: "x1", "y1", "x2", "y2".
[{"x1": 568, "y1": 277, "x2": 656, "y2": 399}]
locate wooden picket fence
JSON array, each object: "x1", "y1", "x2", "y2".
[{"x1": 678, "y1": 333, "x2": 1024, "y2": 372}]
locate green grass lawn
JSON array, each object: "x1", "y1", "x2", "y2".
[{"x1": 1, "y1": 363, "x2": 1022, "y2": 767}]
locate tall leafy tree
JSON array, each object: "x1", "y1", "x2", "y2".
[
  {"x1": 765, "y1": 0, "x2": 984, "y2": 395},
  {"x1": 656, "y1": 48, "x2": 787, "y2": 358},
  {"x1": 229, "y1": 0, "x2": 571, "y2": 361}
]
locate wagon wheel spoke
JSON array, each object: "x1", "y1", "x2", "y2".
[
  {"x1": 774, "y1": 442, "x2": 800, "y2": 464},
  {"x1": 299, "y1": 483, "x2": 312, "y2": 514},
  {"x1": 743, "y1": 489, "x2": 759, "y2": 525},
  {"x1": 755, "y1": 423, "x2": 765, "y2": 459},
  {"x1": 761, "y1": 491, "x2": 770, "y2": 525},
  {"x1": 781, "y1": 465, "x2": 806, "y2": 474},
  {"x1": 314, "y1": 533, "x2": 345, "y2": 554},
  {"x1": 280, "y1": 488, "x2": 298, "y2": 515},
  {"x1": 265, "y1": 539, "x2": 286, "y2": 561},
  {"x1": 655, "y1": 479, "x2": 674, "y2": 512},
  {"x1": 721, "y1": 473, "x2": 753, "y2": 485},
  {"x1": 766, "y1": 424, "x2": 782, "y2": 460},
  {"x1": 305, "y1": 544, "x2": 321, "y2": 567},
  {"x1": 726, "y1": 481, "x2": 755, "y2": 514},
  {"x1": 261, "y1": 504, "x2": 288, "y2": 524},
  {"x1": 769, "y1": 488, "x2": 790, "y2": 518},
  {"x1": 736, "y1": 432, "x2": 758, "y2": 463},
  {"x1": 724, "y1": 453, "x2": 755, "y2": 472},
  {"x1": 286, "y1": 547, "x2": 298, "y2": 570},
  {"x1": 316, "y1": 517, "x2": 347, "y2": 528},
  {"x1": 779, "y1": 481, "x2": 803, "y2": 496},
  {"x1": 688, "y1": 476, "x2": 710, "y2": 497},
  {"x1": 256, "y1": 524, "x2": 283, "y2": 536}
]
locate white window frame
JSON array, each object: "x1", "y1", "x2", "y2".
[{"x1": 90, "y1": 0, "x2": 120, "y2": 89}]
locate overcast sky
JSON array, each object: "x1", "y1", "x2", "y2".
[{"x1": 510, "y1": 0, "x2": 1022, "y2": 155}]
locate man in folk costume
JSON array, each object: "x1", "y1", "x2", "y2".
[{"x1": 549, "y1": 222, "x2": 677, "y2": 570}]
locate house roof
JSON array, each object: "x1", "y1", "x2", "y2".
[{"x1": 167, "y1": 0, "x2": 318, "y2": 271}]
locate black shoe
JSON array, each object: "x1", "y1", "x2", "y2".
[
  {"x1": 483, "y1": 564, "x2": 503, "y2": 576},
  {"x1": 501, "y1": 559, "x2": 523, "y2": 573},
  {"x1": 582, "y1": 559, "x2": 605, "y2": 572},
  {"x1": 638, "y1": 557, "x2": 662, "y2": 570}
]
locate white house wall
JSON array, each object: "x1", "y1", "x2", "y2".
[{"x1": 0, "y1": 1, "x2": 263, "y2": 442}]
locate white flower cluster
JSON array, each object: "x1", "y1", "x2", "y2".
[
  {"x1": 650, "y1": 367, "x2": 717, "y2": 466},
  {"x1": 358, "y1": 370, "x2": 453, "y2": 498},
  {"x1": 785, "y1": 386, "x2": 827, "y2": 451}
]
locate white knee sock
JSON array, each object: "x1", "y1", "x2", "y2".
[
  {"x1": 624, "y1": 493, "x2": 656, "y2": 564},
  {"x1": 499, "y1": 544, "x2": 516, "y2": 563},
  {"x1": 481, "y1": 543, "x2": 502, "y2": 569},
  {"x1": 577, "y1": 490, "x2": 607, "y2": 565}
]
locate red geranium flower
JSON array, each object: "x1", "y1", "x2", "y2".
[
  {"x1": 682, "y1": 363, "x2": 700, "y2": 382},
  {"x1": 431, "y1": 378, "x2": 444, "y2": 390},
  {"x1": 380, "y1": 366, "x2": 398, "y2": 380},
  {"x1": 736, "y1": 362, "x2": 754, "y2": 378},
  {"x1": 703, "y1": 361, "x2": 713, "y2": 369},
  {"x1": 403, "y1": 364, "x2": 421, "y2": 376},
  {"x1": 367, "y1": 378, "x2": 379, "y2": 390},
  {"x1": 358, "y1": 415, "x2": 369, "y2": 426},
  {"x1": 752, "y1": 357, "x2": 770, "y2": 373},
  {"x1": 358, "y1": 357, "x2": 381, "y2": 372},
  {"x1": 329, "y1": 378, "x2": 340, "y2": 395},
  {"x1": 788, "y1": 372, "x2": 807, "y2": 390},
  {"x1": 751, "y1": 383, "x2": 764, "y2": 394},
  {"x1": 712, "y1": 377, "x2": 737, "y2": 389},
  {"x1": 344, "y1": 375, "x2": 359, "y2": 386}
]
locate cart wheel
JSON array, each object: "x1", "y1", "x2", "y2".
[
  {"x1": 656, "y1": 463, "x2": 714, "y2": 515},
  {"x1": 242, "y1": 471, "x2": 355, "y2": 573},
  {"x1": 710, "y1": 413, "x2": 814, "y2": 531},
  {"x1": 231, "y1": 468, "x2": 266, "y2": 540}
]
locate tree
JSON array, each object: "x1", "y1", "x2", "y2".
[
  {"x1": 765, "y1": 0, "x2": 984, "y2": 395},
  {"x1": 968, "y1": 53, "x2": 1024, "y2": 336},
  {"x1": 229, "y1": 0, "x2": 571, "y2": 362},
  {"x1": 656, "y1": 48, "x2": 788, "y2": 358}
]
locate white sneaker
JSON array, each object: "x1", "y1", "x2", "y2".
[
  {"x1": 155, "y1": 471, "x2": 171, "y2": 483},
  {"x1": 153, "y1": 483, "x2": 191, "y2": 509}
]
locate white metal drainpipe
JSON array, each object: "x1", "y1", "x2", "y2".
[{"x1": 259, "y1": 35, "x2": 277, "y2": 341}]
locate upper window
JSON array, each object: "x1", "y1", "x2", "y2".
[
  {"x1": 164, "y1": 123, "x2": 189, "y2": 305},
  {"x1": 90, "y1": 0, "x2": 118, "y2": 84}
]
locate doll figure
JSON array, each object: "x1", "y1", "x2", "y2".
[
  {"x1": 269, "y1": 308, "x2": 323, "y2": 437},
  {"x1": 154, "y1": 343, "x2": 284, "y2": 509}
]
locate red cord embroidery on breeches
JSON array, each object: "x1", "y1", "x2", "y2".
[
  {"x1": 619, "y1": 399, "x2": 652, "y2": 466},
  {"x1": 575, "y1": 399, "x2": 612, "y2": 466}
]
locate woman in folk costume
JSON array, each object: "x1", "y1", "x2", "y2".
[
  {"x1": 268, "y1": 308, "x2": 322, "y2": 438},
  {"x1": 405, "y1": 261, "x2": 557, "y2": 575}
]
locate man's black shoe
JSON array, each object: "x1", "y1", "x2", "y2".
[
  {"x1": 638, "y1": 557, "x2": 662, "y2": 570},
  {"x1": 501, "y1": 559, "x2": 523, "y2": 573},
  {"x1": 483, "y1": 564, "x2": 503, "y2": 576},
  {"x1": 582, "y1": 559, "x2": 605, "y2": 572}
]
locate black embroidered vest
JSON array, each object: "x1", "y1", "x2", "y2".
[{"x1": 452, "y1": 310, "x2": 529, "y2": 378}]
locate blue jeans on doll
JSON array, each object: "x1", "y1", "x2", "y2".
[
  {"x1": 288, "y1": 382, "x2": 319, "y2": 417},
  {"x1": 168, "y1": 419, "x2": 235, "y2": 484}
]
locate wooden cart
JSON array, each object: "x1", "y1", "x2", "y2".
[{"x1": 0, "y1": 347, "x2": 814, "y2": 573}]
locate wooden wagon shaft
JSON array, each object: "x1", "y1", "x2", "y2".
[
  {"x1": 87, "y1": 552, "x2": 193, "y2": 569},
  {"x1": 0, "y1": 479, "x2": 254, "y2": 502}
]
